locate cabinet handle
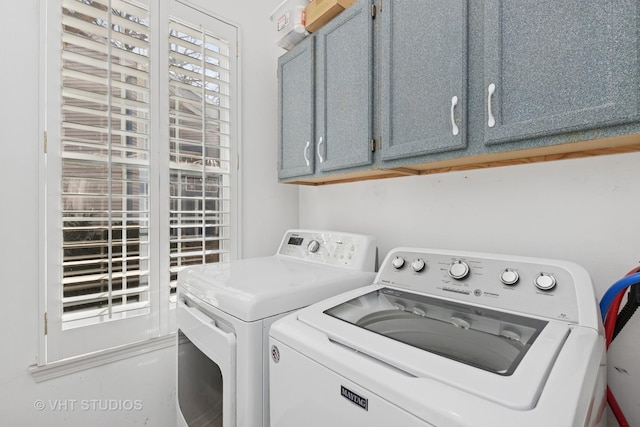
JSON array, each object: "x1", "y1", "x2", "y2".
[
  {"x1": 487, "y1": 83, "x2": 496, "y2": 128},
  {"x1": 450, "y1": 96, "x2": 459, "y2": 136},
  {"x1": 317, "y1": 137, "x2": 324, "y2": 163},
  {"x1": 303, "y1": 141, "x2": 310, "y2": 166}
]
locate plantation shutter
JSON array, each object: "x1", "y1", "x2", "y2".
[
  {"x1": 60, "y1": 0, "x2": 151, "y2": 327},
  {"x1": 44, "y1": 0, "x2": 238, "y2": 363},
  {"x1": 168, "y1": 15, "x2": 232, "y2": 295}
]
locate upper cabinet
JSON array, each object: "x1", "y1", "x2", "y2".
[
  {"x1": 483, "y1": 0, "x2": 640, "y2": 146},
  {"x1": 278, "y1": 0, "x2": 640, "y2": 184},
  {"x1": 379, "y1": 0, "x2": 468, "y2": 163},
  {"x1": 315, "y1": 0, "x2": 374, "y2": 173},
  {"x1": 278, "y1": 37, "x2": 315, "y2": 180},
  {"x1": 278, "y1": 0, "x2": 374, "y2": 181}
]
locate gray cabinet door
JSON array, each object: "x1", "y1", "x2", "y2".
[
  {"x1": 315, "y1": 0, "x2": 374, "y2": 173},
  {"x1": 380, "y1": 0, "x2": 468, "y2": 163},
  {"x1": 278, "y1": 37, "x2": 315, "y2": 179},
  {"x1": 484, "y1": 0, "x2": 640, "y2": 146}
]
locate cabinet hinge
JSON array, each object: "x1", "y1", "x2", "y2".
[
  {"x1": 378, "y1": 0, "x2": 382, "y2": 13},
  {"x1": 371, "y1": 4, "x2": 376, "y2": 19},
  {"x1": 370, "y1": 138, "x2": 376, "y2": 153},
  {"x1": 44, "y1": 312, "x2": 48, "y2": 336},
  {"x1": 43, "y1": 131, "x2": 47, "y2": 154}
]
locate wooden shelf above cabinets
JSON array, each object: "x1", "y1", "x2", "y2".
[{"x1": 285, "y1": 133, "x2": 640, "y2": 186}]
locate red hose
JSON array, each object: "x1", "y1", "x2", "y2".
[
  {"x1": 604, "y1": 267, "x2": 639, "y2": 426},
  {"x1": 604, "y1": 290, "x2": 624, "y2": 349},
  {"x1": 605, "y1": 268, "x2": 639, "y2": 348},
  {"x1": 607, "y1": 386, "x2": 630, "y2": 427},
  {"x1": 605, "y1": 290, "x2": 628, "y2": 426}
]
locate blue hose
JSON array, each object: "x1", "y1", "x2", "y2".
[{"x1": 599, "y1": 272, "x2": 640, "y2": 320}]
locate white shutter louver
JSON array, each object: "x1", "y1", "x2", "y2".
[
  {"x1": 168, "y1": 17, "x2": 232, "y2": 294},
  {"x1": 44, "y1": 0, "x2": 237, "y2": 363},
  {"x1": 60, "y1": 0, "x2": 151, "y2": 327}
]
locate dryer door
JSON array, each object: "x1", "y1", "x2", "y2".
[{"x1": 177, "y1": 294, "x2": 236, "y2": 427}]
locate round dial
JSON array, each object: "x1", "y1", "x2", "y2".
[
  {"x1": 391, "y1": 256, "x2": 405, "y2": 269},
  {"x1": 534, "y1": 273, "x2": 557, "y2": 291},
  {"x1": 448, "y1": 260, "x2": 470, "y2": 280},
  {"x1": 499, "y1": 269, "x2": 519, "y2": 286},
  {"x1": 307, "y1": 240, "x2": 320, "y2": 253},
  {"x1": 411, "y1": 258, "x2": 426, "y2": 272}
]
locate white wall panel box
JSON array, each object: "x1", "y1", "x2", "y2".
[{"x1": 270, "y1": 0, "x2": 311, "y2": 50}]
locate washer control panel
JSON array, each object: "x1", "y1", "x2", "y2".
[
  {"x1": 376, "y1": 248, "x2": 594, "y2": 324},
  {"x1": 278, "y1": 230, "x2": 376, "y2": 271}
]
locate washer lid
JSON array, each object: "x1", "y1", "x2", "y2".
[
  {"x1": 297, "y1": 285, "x2": 572, "y2": 410},
  {"x1": 178, "y1": 256, "x2": 376, "y2": 322}
]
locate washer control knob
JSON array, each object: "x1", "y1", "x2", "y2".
[
  {"x1": 411, "y1": 258, "x2": 426, "y2": 272},
  {"x1": 307, "y1": 240, "x2": 320, "y2": 253},
  {"x1": 499, "y1": 269, "x2": 520, "y2": 286},
  {"x1": 391, "y1": 256, "x2": 405, "y2": 269},
  {"x1": 534, "y1": 273, "x2": 557, "y2": 291},
  {"x1": 448, "y1": 260, "x2": 470, "y2": 280}
]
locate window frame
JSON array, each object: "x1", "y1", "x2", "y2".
[{"x1": 39, "y1": 0, "x2": 240, "y2": 366}]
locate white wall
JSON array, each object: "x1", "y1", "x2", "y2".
[
  {"x1": 230, "y1": 0, "x2": 300, "y2": 257},
  {"x1": 300, "y1": 152, "x2": 640, "y2": 426},
  {"x1": 0, "y1": 0, "x2": 295, "y2": 425},
  {"x1": 5, "y1": 0, "x2": 636, "y2": 424}
]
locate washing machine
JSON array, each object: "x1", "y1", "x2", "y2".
[
  {"x1": 176, "y1": 229, "x2": 377, "y2": 427},
  {"x1": 269, "y1": 247, "x2": 607, "y2": 427}
]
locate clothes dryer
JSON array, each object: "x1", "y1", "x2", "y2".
[
  {"x1": 269, "y1": 247, "x2": 606, "y2": 427},
  {"x1": 176, "y1": 229, "x2": 376, "y2": 427}
]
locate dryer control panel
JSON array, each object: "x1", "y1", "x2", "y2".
[
  {"x1": 375, "y1": 248, "x2": 598, "y2": 328},
  {"x1": 278, "y1": 230, "x2": 377, "y2": 271}
]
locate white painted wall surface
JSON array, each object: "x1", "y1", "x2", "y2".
[
  {"x1": 0, "y1": 0, "x2": 295, "y2": 425},
  {"x1": 4, "y1": 0, "x2": 638, "y2": 424},
  {"x1": 299, "y1": 152, "x2": 640, "y2": 426},
  {"x1": 230, "y1": 0, "x2": 300, "y2": 257},
  {"x1": 0, "y1": 347, "x2": 177, "y2": 426}
]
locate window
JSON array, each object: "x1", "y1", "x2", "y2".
[
  {"x1": 44, "y1": 0, "x2": 238, "y2": 363},
  {"x1": 168, "y1": 14, "x2": 233, "y2": 296},
  {"x1": 59, "y1": 0, "x2": 152, "y2": 330}
]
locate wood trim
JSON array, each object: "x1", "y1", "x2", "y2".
[{"x1": 284, "y1": 133, "x2": 640, "y2": 185}]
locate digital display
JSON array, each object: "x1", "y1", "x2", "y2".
[{"x1": 287, "y1": 237, "x2": 304, "y2": 246}]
